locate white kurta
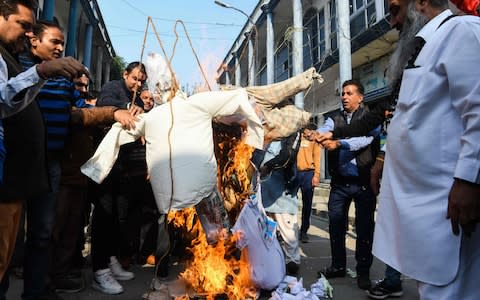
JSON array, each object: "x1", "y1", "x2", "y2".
[
  {"x1": 373, "y1": 11, "x2": 480, "y2": 285},
  {"x1": 81, "y1": 89, "x2": 264, "y2": 214}
]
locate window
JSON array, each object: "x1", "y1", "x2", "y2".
[
  {"x1": 303, "y1": 9, "x2": 326, "y2": 69},
  {"x1": 350, "y1": 0, "x2": 377, "y2": 37},
  {"x1": 303, "y1": 9, "x2": 317, "y2": 68},
  {"x1": 258, "y1": 67, "x2": 267, "y2": 85},
  {"x1": 330, "y1": 0, "x2": 338, "y2": 51},
  {"x1": 275, "y1": 45, "x2": 290, "y2": 82}
]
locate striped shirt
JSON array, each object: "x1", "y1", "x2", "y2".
[{"x1": 19, "y1": 52, "x2": 76, "y2": 151}]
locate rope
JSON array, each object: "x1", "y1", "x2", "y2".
[
  {"x1": 137, "y1": 17, "x2": 177, "y2": 300},
  {"x1": 137, "y1": 16, "x2": 216, "y2": 299},
  {"x1": 172, "y1": 20, "x2": 211, "y2": 91}
]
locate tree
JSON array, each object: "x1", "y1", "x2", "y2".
[{"x1": 110, "y1": 56, "x2": 126, "y2": 80}]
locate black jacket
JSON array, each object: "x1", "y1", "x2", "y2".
[
  {"x1": 0, "y1": 44, "x2": 49, "y2": 201},
  {"x1": 332, "y1": 98, "x2": 391, "y2": 139},
  {"x1": 328, "y1": 106, "x2": 380, "y2": 186},
  {"x1": 96, "y1": 80, "x2": 143, "y2": 109}
]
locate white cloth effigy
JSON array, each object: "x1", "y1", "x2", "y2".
[{"x1": 81, "y1": 89, "x2": 263, "y2": 213}]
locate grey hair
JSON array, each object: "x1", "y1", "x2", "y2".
[{"x1": 386, "y1": 0, "x2": 428, "y2": 84}]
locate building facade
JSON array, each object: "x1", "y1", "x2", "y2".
[
  {"x1": 36, "y1": 0, "x2": 115, "y2": 90},
  {"x1": 216, "y1": 0, "x2": 398, "y2": 181}
]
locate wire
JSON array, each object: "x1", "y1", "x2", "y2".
[
  {"x1": 118, "y1": 0, "x2": 242, "y2": 27},
  {"x1": 107, "y1": 24, "x2": 236, "y2": 41}
]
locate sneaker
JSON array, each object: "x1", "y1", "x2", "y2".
[
  {"x1": 109, "y1": 256, "x2": 135, "y2": 281},
  {"x1": 54, "y1": 274, "x2": 85, "y2": 293},
  {"x1": 366, "y1": 279, "x2": 404, "y2": 299},
  {"x1": 300, "y1": 232, "x2": 309, "y2": 243},
  {"x1": 357, "y1": 273, "x2": 371, "y2": 290},
  {"x1": 317, "y1": 266, "x2": 346, "y2": 278},
  {"x1": 92, "y1": 268, "x2": 124, "y2": 295}
]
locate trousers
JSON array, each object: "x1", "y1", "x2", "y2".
[{"x1": 328, "y1": 182, "x2": 376, "y2": 275}]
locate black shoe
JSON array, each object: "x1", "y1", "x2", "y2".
[
  {"x1": 357, "y1": 274, "x2": 371, "y2": 290},
  {"x1": 366, "y1": 279, "x2": 403, "y2": 299},
  {"x1": 300, "y1": 232, "x2": 309, "y2": 243},
  {"x1": 54, "y1": 274, "x2": 85, "y2": 293},
  {"x1": 317, "y1": 266, "x2": 346, "y2": 278},
  {"x1": 286, "y1": 261, "x2": 300, "y2": 275}
]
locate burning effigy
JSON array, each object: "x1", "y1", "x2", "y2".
[{"x1": 81, "y1": 53, "x2": 323, "y2": 299}]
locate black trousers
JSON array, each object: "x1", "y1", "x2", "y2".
[
  {"x1": 328, "y1": 181, "x2": 376, "y2": 275},
  {"x1": 91, "y1": 171, "x2": 144, "y2": 272}
]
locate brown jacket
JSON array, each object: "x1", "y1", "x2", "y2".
[
  {"x1": 296, "y1": 136, "x2": 321, "y2": 178},
  {"x1": 61, "y1": 106, "x2": 119, "y2": 186}
]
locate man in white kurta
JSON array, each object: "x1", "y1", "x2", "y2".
[{"x1": 372, "y1": 1, "x2": 480, "y2": 298}]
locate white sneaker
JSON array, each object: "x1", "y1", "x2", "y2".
[
  {"x1": 92, "y1": 268, "x2": 124, "y2": 294},
  {"x1": 109, "y1": 256, "x2": 135, "y2": 281}
]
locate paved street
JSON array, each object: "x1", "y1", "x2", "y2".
[
  {"x1": 6, "y1": 204, "x2": 419, "y2": 300},
  {"x1": 6, "y1": 185, "x2": 418, "y2": 300}
]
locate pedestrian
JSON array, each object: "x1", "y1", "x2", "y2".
[
  {"x1": 317, "y1": 80, "x2": 380, "y2": 290},
  {"x1": 89, "y1": 62, "x2": 147, "y2": 294},
  {"x1": 295, "y1": 123, "x2": 321, "y2": 243},
  {"x1": 372, "y1": 0, "x2": 480, "y2": 298},
  {"x1": 0, "y1": 2, "x2": 87, "y2": 298}
]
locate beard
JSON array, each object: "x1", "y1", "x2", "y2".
[{"x1": 386, "y1": 2, "x2": 428, "y2": 85}]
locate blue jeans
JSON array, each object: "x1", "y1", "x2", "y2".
[
  {"x1": 297, "y1": 170, "x2": 314, "y2": 234},
  {"x1": 23, "y1": 160, "x2": 61, "y2": 300},
  {"x1": 328, "y1": 182, "x2": 376, "y2": 275}
]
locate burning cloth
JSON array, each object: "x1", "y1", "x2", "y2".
[{"x1": 81, "y1": 89, "x2": 263, "y2": 213}]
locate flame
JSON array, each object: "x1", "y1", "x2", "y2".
[
  {"x1": 168, "y1": 209, "x2": 256, "y2": 299},
  {"x1": 166, "y1": 123, "x2": 257, "y2": 299},
  {"x1": 214, "y1": 123, "x2": 254, "y2": 219}
]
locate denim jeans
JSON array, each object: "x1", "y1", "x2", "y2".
[
  {"x1": 23, "y1": 159, "x2": 61, "y2": 300},
  {"x1": 328, "y1": 182, "x2": 376, "y2": 275},
  {"x1": 297, "y1": 170, "x2": 314, "y2": 234}
]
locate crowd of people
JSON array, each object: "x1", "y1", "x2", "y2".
[{"x1": 0, "y1": 0, "x2": 479, "y2": 299}]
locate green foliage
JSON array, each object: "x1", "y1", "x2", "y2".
[{"x1": 110, "y1": 56, "x2": 126, "y2": 80}]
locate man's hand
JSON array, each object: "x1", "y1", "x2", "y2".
[
  {"x1": 370, "y1": 157, "x2": 384, "y2": 195},
  {"x1": 37, "y1": 57, "x2": 89, "y2": 80},
  {"x1": 321, "y1": 140, "x2": 340, "y2": 151},
  {"x1": 314, "y1": 131, "x2": 333, "y2": 143},
  {"x1": 447, "y1": 178, "x2": 480, "y2": 237},
  {"x1": 114, "y1": 109, "x2": 138, "y2": 130},
  {"x1": 312, "y1": 175, "x2": 320, "y2": 187},
  {"x1": 128, "y1": 103, "x2": 144, "y2": 116}
]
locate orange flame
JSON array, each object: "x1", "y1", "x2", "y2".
[
  {"x1": 168, "y1": 209, "x2": 256, "y2": 299},
  {"x1": 167, "y1": 124, "x2": 258, "y2": 299}
]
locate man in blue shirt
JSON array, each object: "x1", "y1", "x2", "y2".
[{"x1": 317, "y1": 80, "x2": 380, "y2": 291}]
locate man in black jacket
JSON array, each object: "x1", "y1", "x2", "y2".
[{"x1": 317, "y1": 80, "x2": 380, "y2": 291}]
